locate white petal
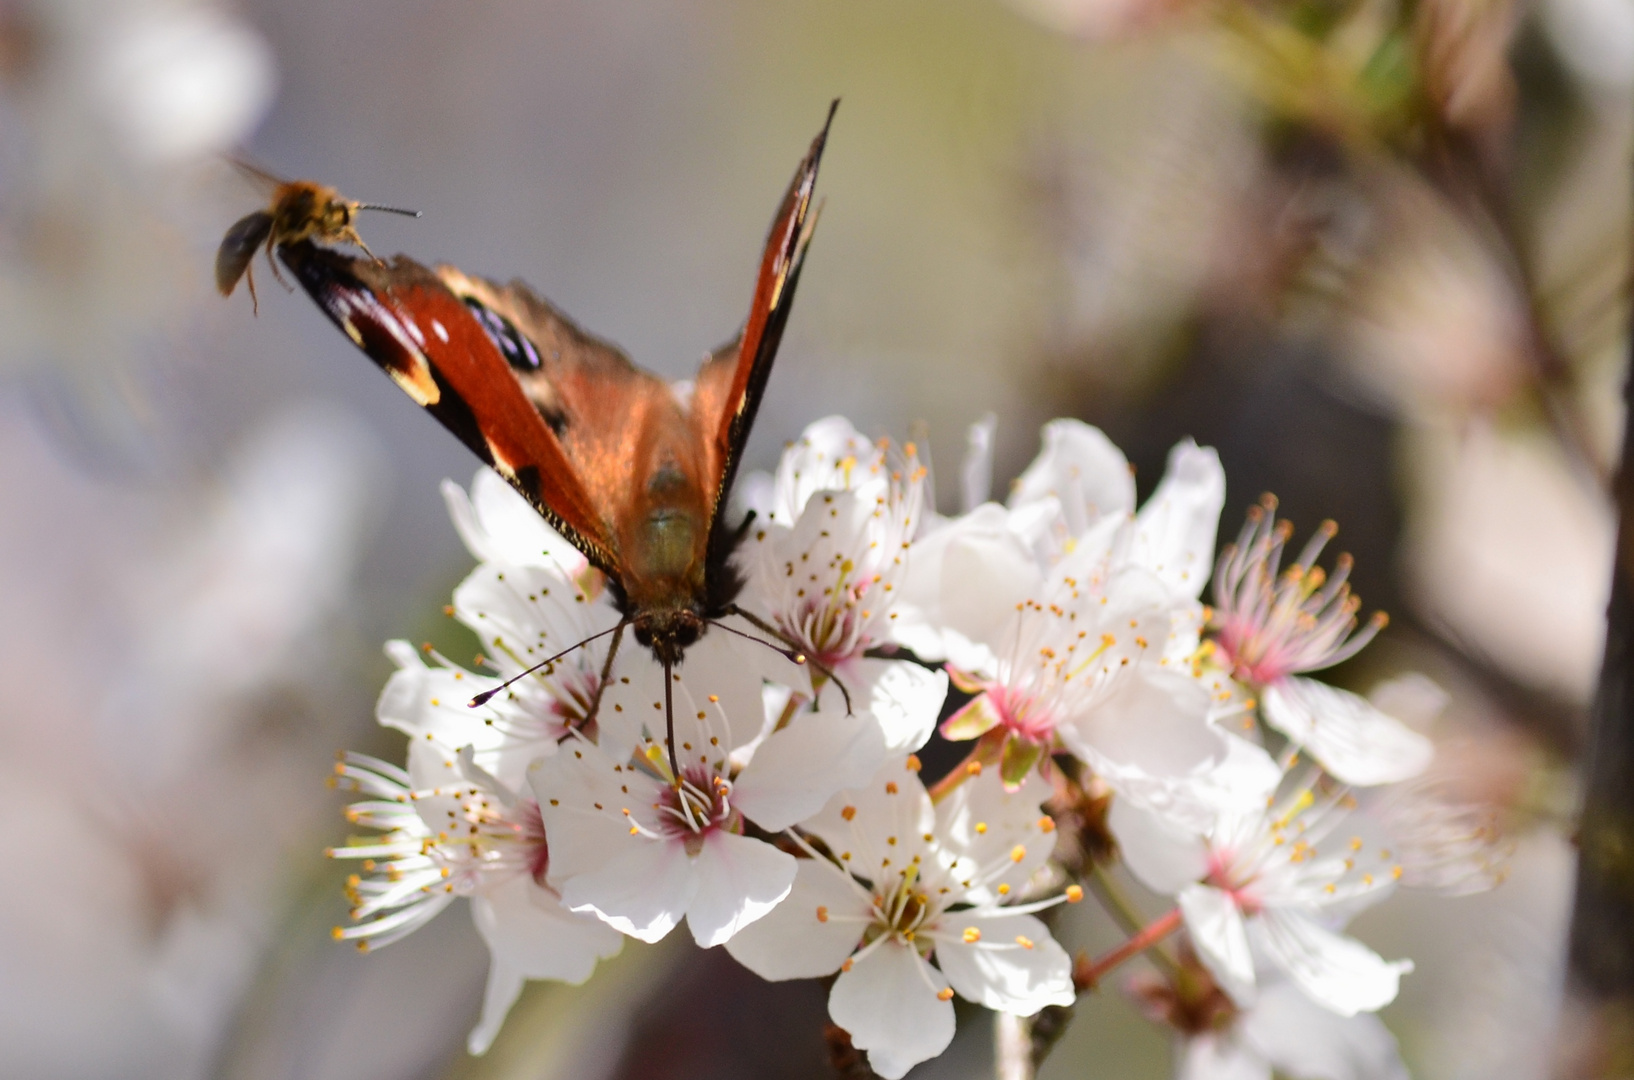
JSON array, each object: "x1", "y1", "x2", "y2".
[
  {"x1": 1254, "y1": 909, "x2": 1412, "y2": 1016},
  {"x1": 557, "y1": 835, "x2": 697, "y2": 943},
  {"x1": 1058, "y1": 667, "x2": 1230, "y2": 829},
  {"x1": 1129, "y1": 440, "x2": 1225, "y2": 601},
  {"x1": 529, "y1": 743, "x2": 654, "y2": 885},
  {"x1": 829, "y1": 941, "x2": 957, "y2": 1080},
  {"x1": 443, "y1": 469, "x2": 587, "y2": 569},
  {"x1": 733, "y1": 703, "x2": 886, "y2": 832},
  {"x1": 1008, "y1": 419, "x2": 1135, "y2": 537},
  {"x1": 600, "y1": 622, "x2": 793, "y2": 760},
  {"x1": 933, "y1": 913, "x2": 1073, "y2": 1014},
  {"x1": 890, "y1": 503, "x2": 1043, "y2": 662},
  {"x1": 1107, "y1": 796, "x2": 1209, "y2": 895},
  {"x1": 725, "y1": 859, "x2": 870, "y2": 980},
  {"x1": 466, "y1": 877, "x2": 624, "y2": 1053},
  {"x1": 803, "y1": 760, "x2": 937, "y2": 879},
  {"x1": 854, "y1": 657, "x2": 946, "y2": 756},
  {"x1": 1179, "y1": 883, "x2": 1257, "y2": 1006},
  {"x1": 1241, "y1": 979, "x2": 1410, "y2": 1080},
  {"x1": 1264, "y1": 679, "x2": 1434, "y2": 787},
  {"x1": 1179, "y1": 1033, "x2": 1272, "y2": 1080},
  {"x1": 684, "y1": 831, "x2": 797, "y2": 948},
  {"x1": 961, "y1": 412, "x2": 998, "y2": 513},
  {"x1": 933, "y1": 770, "x2": 1057, "y2": 903},
  {"x1": 771, "y1": 416, "x2": 880, "y2": 523}
]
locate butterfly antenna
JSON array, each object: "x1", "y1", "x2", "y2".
[
  {"x1": 357, "y1": 203, "x2": 422, "y2": 218},
  {"x1": 468, "y1": 622, "x2": 624, "y2": 708},
  {"x1": 662, "y1": 655, "x2": 681, "y2": 780},
  {"x1": 713, "y1": 607, "x2": 852, "y2": 715}
]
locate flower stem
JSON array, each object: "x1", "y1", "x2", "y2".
[
  {"x1": 927, "y1": 731, "x2": 1004, "y2": 804},
  {"x1": 1074, "y1": 908, "x2": 1183, "y2": 990}
]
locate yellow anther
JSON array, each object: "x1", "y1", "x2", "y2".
[
  {"x1": 937, "y1": 987, "x2": 954, "y2": 1001},
  {"x1": 817, "y1": 906, "x2": 830, "y2": 923},
  {"x1": 1065, "y1": 885, "x2": 1084, "y2": 903},
  {"x1": 963, "y1": 927, "x2": 981, "y2": 943},
  {"x1": 841, "y1": 805, "x2": 857, "y2": 821},
  {"x1": 1010, "y1": 845, "x2": 1027, "y2": 863},
  {"x1": 1015, "y1": 935, "x2": 1035, "y2": 950},
  {"x1": 975, "y1": 822, "x2": 988, "y2": 835}
]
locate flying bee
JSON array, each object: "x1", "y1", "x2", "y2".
[{"x1": 217, "y1": 163, "x2": 420, "y2": 314}]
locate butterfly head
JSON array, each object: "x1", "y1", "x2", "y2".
[{"x1": 630, "y1": 607, "x2": 705, "y2": 666}]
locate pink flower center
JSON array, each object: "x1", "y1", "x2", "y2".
[{"x1": 656, "y1": 766, "x2": 739, "y2": 854}]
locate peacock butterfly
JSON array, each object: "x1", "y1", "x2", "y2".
[{"x1": 266, "y1": 101, "x2": 839, "y2": 772}]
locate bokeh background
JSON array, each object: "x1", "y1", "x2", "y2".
[{"x1": 0, "y1": 0, "x2": 1627, "y2": 1077}]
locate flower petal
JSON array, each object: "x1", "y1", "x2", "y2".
[
  {"x1": 804, "y1": 759, "x2": 937, "y2": 879},
  {"x1": 1240, "y1": 979, "x2": 1410, "y2": 1080},
  {"x1": 1264, "y1": 678, "x2": 1434, "y2": 787},
  {"x1": 1107, "y1": 795, "x2": 1209, "y2": 895},
  {"x1": 890, "y1": 503, "x2": 1042, "y2": 665},
  {"x1": 934, "y1": 912, "x2": 1073, "y2": 1014},
  {"x1": 829, "y1": 940, "x2": 956, "y2": 1080},
  {"x1": 854, "y1": 657, "x2": 946, "y2": 755},
  {"x1": 933, "y1": 769, "x2": 1056, "y2": 904},
  {"x1": 1179, "y1": 883, "x2": 1257, "y2": 1006},
  {"x1": 732, "y1": 702, "x2": 886, "y2": 832},
  {"x1": 1129, "y1": 440, "x2": 1225, "y2": 601},
  {"x1": 1179, "y1": 1033, "x2": 1272, "y2": 1080},
  {"x1": 1253, "y1": 909, "x2": 1412, "y2": 1016},
  {"x1": 443, "y1": 469, "x2": 588, "y2": 570},
  {"x1": 684, "y1": 830, "x2": 797, "y2": 948},
  {"x1": 466, "y1": 876, "x2": 624, "y2": 1053},
  {"x1": 1008, "y1": 419, "x2": 1135, "y2": 537},
  {"x1": 724, "y1": 859, "x2": 870, "y2": 980},
  {"x1": 556, "y1": 833, "x2": 697, "y2": 943}
]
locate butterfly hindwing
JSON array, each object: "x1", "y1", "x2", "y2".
[{"x1": 278, "y1": 243, "x2": 620, "y2": 573}]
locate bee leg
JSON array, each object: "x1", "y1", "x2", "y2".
[
  {"x1": 245, "y1": 261, "x2": 259, "y2": 317},
  {"x1": 347, "y1": 228, "x2": 385, "y2": 266},
  {"x1": 265, "y1": 233, "x2": 293, "y2": 291}
]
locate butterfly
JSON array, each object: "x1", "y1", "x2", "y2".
[
  {"x1": 217, "y1": 161, "x2": 421, "y2": 315},
  {"x1": 271, "y1": 101, "x2": 840, "y2": 774}
]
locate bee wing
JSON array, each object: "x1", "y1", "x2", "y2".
[{"x1": 216, "y1": 210, "x2": 274, "y2": 295}]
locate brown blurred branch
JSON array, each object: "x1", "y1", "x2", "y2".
[{"x1": 1561, "y1": 156, "x2": 1634, "y2": 1071}]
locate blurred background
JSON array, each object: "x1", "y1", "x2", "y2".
[{"x1": 0, "y1": 0, "x2": 1626, "y2": 1076}]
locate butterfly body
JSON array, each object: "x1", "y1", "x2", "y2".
[{"x1": 272, "y1": 102, "x2": 837, "y2": 716}]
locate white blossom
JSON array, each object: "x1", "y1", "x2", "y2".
[
  {"x1": 528, "y1": 629, "x2": 883, "y2": 947},
  {"x1": 725, "y1": 760, "x2": 1076, "y2": 1079},
  {"x1": 739, "y1": 416, "x2": 945, "y2": 758},
  {"x1": 1211, "y1": 498, "x2": 1433, "y2": 786},
  {"x1": 1111, "y1": 741, "x2": 1414, "y2": 1016},
  {"x1": 1172, "y1": 980, "x2": 1410, "y2": 1080},
  {"x1": 328, "y1": 748, "x2": 622, "y2": 1054}
]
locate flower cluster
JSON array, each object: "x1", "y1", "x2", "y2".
[{"x1": 327, "y1": 416, "x2": 1506, "y2": 1077}]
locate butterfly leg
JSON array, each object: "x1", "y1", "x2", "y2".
[
  {"x1": 721, "y1": 604, "x2": 853, "y2": 715},
  {"x1": 579, "y1": 620, "x2": 627, "y2": 736}
]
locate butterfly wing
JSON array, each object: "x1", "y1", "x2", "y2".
[
  {"x1": 277, "y1": 242, "x2": 623, "y2": 574},
  {"x1": 691, "y1": 100, "x2": 836, "y2": 557}
]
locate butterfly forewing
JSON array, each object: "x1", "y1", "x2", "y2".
[
  {"x1": 693, "y1": 100, "x2": 836, "y2": 552},
  {"x1": 278, "y1": 244, "x2": 619, "y2": 572},
  {"x1": 277, "y1": 100, "x2": 836, "y2": 625}
]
